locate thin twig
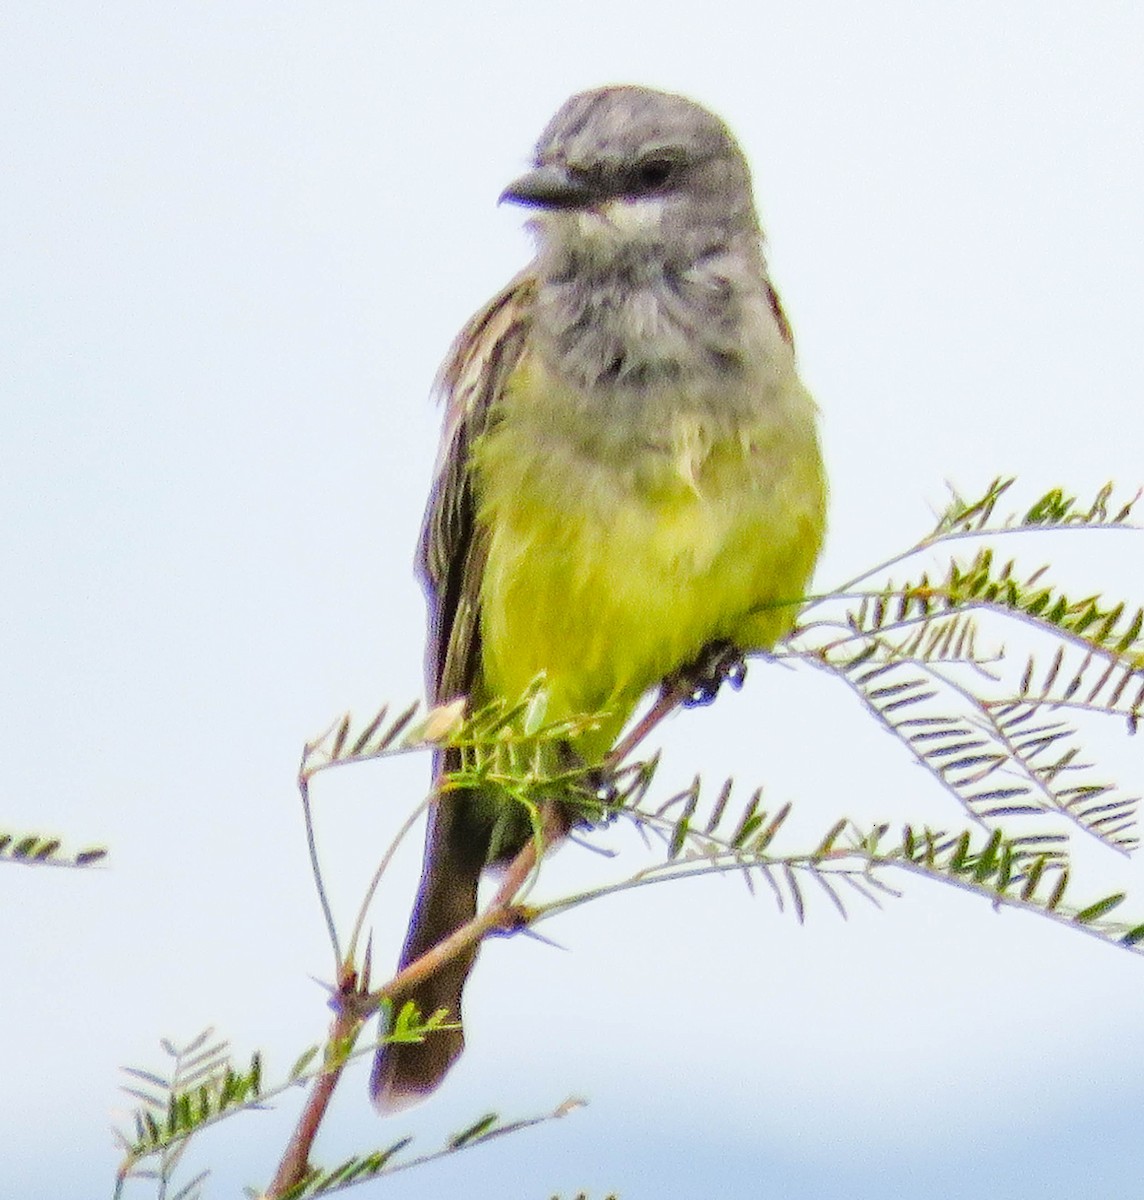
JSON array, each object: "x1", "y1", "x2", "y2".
[
  {"x1": 264, "y1": 801, "x2": 567, "y2": 1197},
  {"x1": 829, "y1": 513, "x2": 1140, "y2": 599},
  {"x1": 606, "y1": 679, "x2": 690, "y2": 767},
  {"x1": 264, "y1": 964, "x2": 365, "y2": 1198},
  {"x1": 369, "y1": 799, "x2": 568, "y2": 1008},
  {"x1": 346, "y1": 795, "x2": 431, "y2": 964},
  {"x1": 298, "y1": 770, "x2": 341, "y2": 966}
]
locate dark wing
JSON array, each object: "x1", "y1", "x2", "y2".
[
  {"x1": 765, "y1": 279, "x2": 795, "y2": 349},
  {"x1": 417, "y1": 272, "x2": 536, "y2": 704},
  {"x1": 372, "y1": 274, "x2": 537, "y2": 1111}
]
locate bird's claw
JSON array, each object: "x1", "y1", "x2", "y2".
[{"x1": 674, "y1": 639, "x2": 748, "y2": 707}]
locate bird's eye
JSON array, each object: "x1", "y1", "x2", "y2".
[{"x1": 630, "y1": 155, "x2": 678, "y2": 193}]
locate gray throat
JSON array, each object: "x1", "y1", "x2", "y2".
[{"x1": 531, "y1": 233, "x2": 768, "y2": 394}]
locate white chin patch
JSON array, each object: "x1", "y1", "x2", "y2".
[
  {"x1": 575, "y1": 197, "x2": 665, "y2": 244},
  {"x1": 536, "y1": 197, "x2": 667, "y2": 262}
]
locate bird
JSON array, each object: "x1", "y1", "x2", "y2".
[{"x1": 371, "y1": 84, "x2": 827, "y2": 1111}]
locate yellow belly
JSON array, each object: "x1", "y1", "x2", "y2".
[{"x1": 473, "y1": 356, "x2": 826, "y2": 762}]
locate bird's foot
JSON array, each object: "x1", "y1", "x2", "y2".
[
  {"x1": 555, "y1": 744, "x2": 619, "y2": 823},
  {"x1": 582, "y1": 764, "x2": 620, "y2": 808},
  {"x1": 672, "y1": 638, "x2": 748, "y2": 708},
  {"x1": 567, "y1": 767, "x2": 621, "y2": 830}
]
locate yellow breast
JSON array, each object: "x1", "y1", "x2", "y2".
[{"x1": 472, "y1": 354, "x2": 826, "y2": 760}]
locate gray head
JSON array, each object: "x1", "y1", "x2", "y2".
[{"x1": 502, "y1": 86, "x2": 761, "y2": 273}]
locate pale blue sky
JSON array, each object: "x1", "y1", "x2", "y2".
[{"x1": 3, "y1": 4, "x2": 1144, "y2": 1197}]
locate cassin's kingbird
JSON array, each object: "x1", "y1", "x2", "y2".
[{"x1": 372, "y1": 85, "x2": 827, "y2": 1110}]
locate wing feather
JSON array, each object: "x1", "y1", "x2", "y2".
[
  {"x1": 417, "y1": 273, "x2": 536, "y2": 703},
  {"x1": 765, "y1": 279, "x2": 795, "y2": 348}
]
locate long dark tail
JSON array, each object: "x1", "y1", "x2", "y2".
[{"x1": 370, "y1": 794, "x2": 486, "y2": 1112}]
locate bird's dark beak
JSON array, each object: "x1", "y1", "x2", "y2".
[{"x1": 499, "y1": 163, "x2": 596, "y2": 210}]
